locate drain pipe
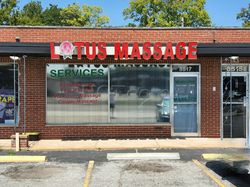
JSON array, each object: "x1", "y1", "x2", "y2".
[
  {"x1": 13, "y1": 58, "x2": 16, "y2": 125},
  {"x1": 229, "y1": 58, "x2": 232, "y2": 138},
  {"x1": 23, "y1": 55, "x2": 27, "y2": 133},
  {"x1": 14, "y1": 59, "x2": 19, "y2": 152},
  {"x1": 220, "y1": 57, "x2": 223, "y2": 140}
]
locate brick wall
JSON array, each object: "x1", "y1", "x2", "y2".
[
  {"x1": 0, "y1": 27, "x2": 249, "y2": 139},
  {"x1": 0, "y1": 27, "x2": 249, "y2": 43}
]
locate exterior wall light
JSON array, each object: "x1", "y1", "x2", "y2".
[
  {"x1": 229, "y1": 56, "x2": 239, "y2": 63},
  {"x1": 10, "y1": 56, "x2": 20, "y2": 61}
]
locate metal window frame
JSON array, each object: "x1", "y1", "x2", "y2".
[
  {"x1": 170, "y1": 64, "x2": 201, "y2": 137},
  {"x1": 221, "y1": 63, "x2": 249, "y2": 147}
]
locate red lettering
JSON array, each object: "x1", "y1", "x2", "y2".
[
  {"x1": 176, "y1": 42, "x2": 186, "y2": 60},
  {"x1": 164, "y1": 42, "x2": 174, "y2": 60},
  {"x1": 130, "y1": 42, "x2": 141, "y2": 59},
  {"x1": 50, "y1": 41, "x2": 198, "y2": 61},
  {"x1": 153, "y1": 42, "x2": 162, "y2": 60},
  {"x1": 142, "y1": 42, "x2": 151, "y2": 60},
  {"x1": 188, "y1": 42, "x2": 197, "y2": 60},
  {"x1": 85, "y1": 42, "x2": 96, "y2": 60},
  {"x1": 50, "y1": 42, "x2": 59, "y2": 59},
  {"x1": 74, "y1": 42, "x2": 84, "y2": 60},
  {"x1": 114, "y1": 43, "x2": 128, "y2": 60},
  {"x1": 98, "y1": 42, "x2": 107, "y2": 60}
]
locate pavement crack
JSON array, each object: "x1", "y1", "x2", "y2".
[{"x1": 118, "y1": 166, "x2": 125, "y2": 187}]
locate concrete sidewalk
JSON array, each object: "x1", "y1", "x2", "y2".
[
  {"x1": 0, "y1": 138, "x2": 248, "y2": 151},
  {"x1": 16, "y1": 138, "x2": 250, "y2": 151}
]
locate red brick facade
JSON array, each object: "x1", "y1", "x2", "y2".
[
  {"x1": 0, "y1": 27, "x2": 249, "y2": 139},
  {"x1": 1, "y1": 27, "x2": 250, "y2": 43}
]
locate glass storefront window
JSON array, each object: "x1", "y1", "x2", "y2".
[
  {"x1": 0, "y1": 63, "x2": 19, "y2": 125},
  {"x1": 173, "y1": 76, "x2": 198, "y2": 133},
  {"x1": 46, "y1": 64, "x2": 109, "y2": 124},
  {"x1": 222, "y1": 73, "x2": 247, "y2": 138},
  {"x1": 46, "y1": 64, "x2": 170, "y2": 125},
  {"x1": 110, "y1": 64, "x2": 170, "y2": 123}
]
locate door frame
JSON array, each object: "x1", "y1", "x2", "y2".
[
  {"x1": 221, "y1": 71, "x2": 249, "y2": 146},
  {"x1": 170, "y1": 66, "x2": 200, "y2": 137}
]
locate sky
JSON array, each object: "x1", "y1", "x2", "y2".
[{"x1": 18, "y1": 0, "x2": 249, "y2": 27}]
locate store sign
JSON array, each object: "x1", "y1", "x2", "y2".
[
  {"x1": 59, "y1": 41, "x2": 75, "y2": 59},
  {"x1": 50, "y1": 68, "x2": 105, "y2": 78},
  {"x1": 50, "y1": 41, "x2": 197, "y2": 61},
  {"x1": 0, "y1": 95, "x2": 15, "y2": 124},
  {"x1": 222, "y1": 65, "x2": 249, "y2": 72},
  {"x1": 172, "y1": 65, "x2": 199, "y2": 72}
]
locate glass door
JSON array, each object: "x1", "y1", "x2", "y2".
[
  {"x1": 172, "y1": 76, "x2": 199, "y2": 134},
  {"x1": 222, "y1": 75, "x2": 248, "y2": 138}
]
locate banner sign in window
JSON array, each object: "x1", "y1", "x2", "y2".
[
  {"x1": 46, "y1": 64, "x2": 109, "y2": 124},
  {"x1": 0, "y1": 63, "x2": 18, "y2": 125},
  {"x1": 0, "y1": 95, "x2": 15, "y2": 124},
  {"x1": 46, "y1": 64, "x2": 170, "y2": 124}
]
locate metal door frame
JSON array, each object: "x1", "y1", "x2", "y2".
[
  {"x1": 221, "y1": 71, "x2": 249, "y2": 147},
  {"x1": 171, "y1": 68, "x2": 200, "y2": 136}
]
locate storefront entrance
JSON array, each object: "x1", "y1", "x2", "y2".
[
  {"x1": 222, "y1": 73, "x2": 248, "y2": 138},
  {"x1": 171, "y1": 65, "x2": 200, "y2": 136},
  {"x1": 222, "y1": 64, "x2": 250, "y2": 147}
]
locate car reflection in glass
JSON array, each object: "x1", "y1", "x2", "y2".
[{"x1": 156, "y1": 96, "x2": 170, "y2": 122}]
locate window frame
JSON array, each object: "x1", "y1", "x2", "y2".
[{"x1": 0, "y1": 62, "x2": 19, "y2": 126}]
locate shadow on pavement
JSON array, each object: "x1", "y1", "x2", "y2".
[{"x1": 206, "y1": 160, "x2": 250, "y2": 187}]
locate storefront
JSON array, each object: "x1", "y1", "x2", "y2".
[{"x1": 0, "y1": 27, "x2": 249, "y2": 146}]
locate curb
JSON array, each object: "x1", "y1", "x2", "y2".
[
  {"x1": 29, "y1": 146, "x2": 247, "y2": 151},
  {"x1": 0, "y1": 156, "x2": 47, "y2": 163},
  {"x1": 202, "y1": 154, "x2": 250, "y2": 161}
]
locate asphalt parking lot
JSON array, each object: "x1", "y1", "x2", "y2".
[
  {"x1": 0, "y1": 162, "x2": 86, "y2": 187},
  {"x1": 90, "y1": 160, "x2": 218, "y2": 187},
  {"x1": 0, "y1": 160, "x2": 219, "y2": 187}
]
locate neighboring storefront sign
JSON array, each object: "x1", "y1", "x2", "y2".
[
  {"x1": 0, "y1": 94, "x2": 15, "y2": 124},
  {"x1": 0, "y1": 63, "x2": 18, "y2": 125},
  {"x1": 222, "y1": 65, "x2": 249, "y2": 72},
  {"x1": 50, "y1": 41, "x2": 197, "y2": 61}
]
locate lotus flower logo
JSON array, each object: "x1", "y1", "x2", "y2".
[{"x1": 60, "y1": 41, "x2": 75, "y2": 60}]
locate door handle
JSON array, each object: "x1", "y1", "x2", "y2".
[{"x1": 244, "y1": 96, "x2": 247, "y2": 107}]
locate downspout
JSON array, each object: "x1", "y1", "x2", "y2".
[
  {"x1": 23, "y1": 55, "x2": 27, "y2": 133},
  {"x1": 13, "y1": 58, "x2": 16, "y2": 125},
  {"x1": 220, "y1": 57, "x2": 223, "y2": 140},
  {"x1": 229, "y1": 58, "x2": 232, "y2": 138}
]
